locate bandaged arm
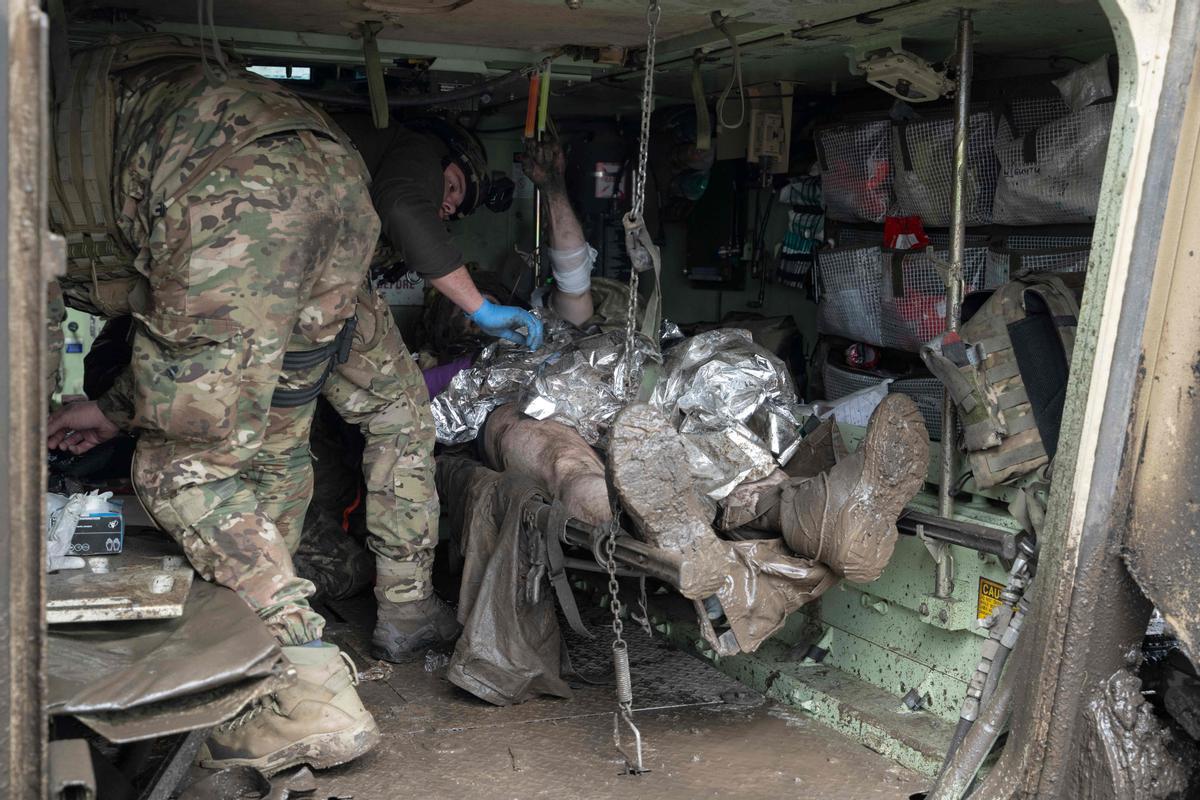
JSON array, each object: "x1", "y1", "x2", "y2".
[{"x1": 542, "y1": 189, "x2": 595, "y2": 326}]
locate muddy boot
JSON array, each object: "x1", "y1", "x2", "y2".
[
  {"x1": 779, "y1": 394, "x2": 929, "y2": 583},
  {"x1": 372, "y1": 593, "x2": 461, "y2": 662},
  {"x1": 197, "y1": 644, "x2": 380, "y2": 776},
  {"x1": 718, "y1": 469, "x2": 789, "y2": 532},
  {"x1": 608, "y1": 403, "x2": 730, "y2": 600},
  {"x1": 371, "y1": 558, "x2": 459, "y2": 661},
  {"x1": 609, "y1": 403, "x2": 715, "y2": 552}
]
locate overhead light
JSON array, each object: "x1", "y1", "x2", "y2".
[{"x1": 858, "y1": 49, "x2": 953, "y2": 102}]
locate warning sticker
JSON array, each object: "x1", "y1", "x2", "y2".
[{"x1": 977, "y1": 577, "x2": 1005, "y2": 620}]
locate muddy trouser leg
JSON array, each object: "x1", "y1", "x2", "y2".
[
  {"x1": 131, "y1": 134, "x2": 374, "y2": 646},
  {"x1": 322, "y1": 289, "x2": 439, "y2": 602}
]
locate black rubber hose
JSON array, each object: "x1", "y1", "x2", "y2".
[
  {"x1": 938, "y1": 717, "x2": 974, "y2": 778},
  {"x1": 979, "y1": 641, "x2": 1011, "y2": 709},
  {"x1": 292, "y1": 66, "x2": 527, "y2": 109}
]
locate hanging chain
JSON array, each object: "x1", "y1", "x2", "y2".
[
  {"x1": 605, "y1": 3, "x2": 660, "y2": 775},
  {"x1": 618, "y1": 0, "x2": 661, "y2": 401},
  {"x1": 630, "y1": 0, "x2": 660, "y2": 223}
]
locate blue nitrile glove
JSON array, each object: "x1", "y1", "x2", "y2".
[{"x1": 468, "y1": 299, "x2": 545, "y2": 350}]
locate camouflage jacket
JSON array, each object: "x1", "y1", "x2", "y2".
[{"x1": 50, "y1": 35, "x2": 340, "y2": 316}]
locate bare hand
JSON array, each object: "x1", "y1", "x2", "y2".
[
  {"x1": 47, "y1": 400, "x2": 120, "y2": 455},
  {"x1": 522, "y1": 138, "x2": 567, "y2": 191}
]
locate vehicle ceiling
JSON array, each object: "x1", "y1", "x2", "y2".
[{"x1": 71, "y1": 0, "x2": 1116, "y2": 110}]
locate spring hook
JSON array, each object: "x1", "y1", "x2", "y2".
[{"x1": 612, "y1": 642, "x2": 647, "y2": 774}]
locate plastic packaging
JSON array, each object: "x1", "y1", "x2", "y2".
[{"x1": 46, "y1": 490, "x2": 114, "y2": 571}]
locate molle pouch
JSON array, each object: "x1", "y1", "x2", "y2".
[
  {"x1": 131, "y1": 312, "x2": 246, "y2": 443},
  {"x1": 920, "y1": 330, "x2": 1005, "y2": 451}
]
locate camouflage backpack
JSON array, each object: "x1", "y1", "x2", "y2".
[
  {"x1": 921, "y1": 273, "x2": 1083, "y2": 488},
  {"x1": 48, "y1": 34, "x2": 338, "y2": 317}
]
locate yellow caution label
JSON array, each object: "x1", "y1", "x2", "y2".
[{"x1": 978, "y1": 577, "x2": 1005, "y2": 620}]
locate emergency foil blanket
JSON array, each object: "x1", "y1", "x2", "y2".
[
  {"x1": 651, "y1": 329, "x2": 807, "y2": 499},
  {"x1": 431, "y1": 314, "x2": 660, "y2": 446}
]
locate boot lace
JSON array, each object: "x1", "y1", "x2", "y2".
[
  {"x1": 217, "y1": 695, "x2": 281, "y2": 732},
  {"x1": 340, "y1": 650, "x2": 361, "y2": 687}
]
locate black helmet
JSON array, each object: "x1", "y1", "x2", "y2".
[{"x1": 404, "y1": 116, "x2": 514, "y2": 219}]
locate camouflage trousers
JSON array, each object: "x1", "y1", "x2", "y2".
[{"x1": 129, "y1": 132, "x2": 437, "y2": 646}]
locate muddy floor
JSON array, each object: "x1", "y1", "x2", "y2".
[{"x1": 297, "y1": 598, "x2": 929, "y2": 800}]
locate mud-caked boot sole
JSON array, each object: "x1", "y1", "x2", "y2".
[
  {"x1": 197, "y1": 715, "x2": 381, "y2": 777},
  {"x1": 608, "y1": 403, "x2": 715, "y2": 552},
  {"x1": 857, "y1": 394, "x2": 930, "y2": 517},
  {"x1": 781, "y1": 394, "x2": 929, "y2": 583}
]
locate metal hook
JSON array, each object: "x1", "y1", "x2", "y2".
[{"x1": 613, "y1": 707, "x2": 649, "y2": 775}]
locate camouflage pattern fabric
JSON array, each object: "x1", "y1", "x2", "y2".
[
  {"x1": 129, "y1": 131, "x2": 377, "y2": 646},
  {"x1": 321, "y1": 288, "x2": 440, "y2": 603},
  {"x1": 265, "y1": 286, "x2": 439, "y2": 604},
  {"x1": 47, "y1": 280, "x2": 66, "y2": 399}
]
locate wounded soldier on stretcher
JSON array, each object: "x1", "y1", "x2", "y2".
[{"x1": 425, "y1": 279, "x2": 928, "y2": 706}]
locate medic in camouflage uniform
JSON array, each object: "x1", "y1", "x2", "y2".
[{"x1": 44, "y1": 35, "x2": 540, "y2": 775}]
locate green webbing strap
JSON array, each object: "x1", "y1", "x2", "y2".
[
  {"x1": 636, "y1": 243, "x2": 663, "y2": 401},
  {"x1": 360, "y1": 22, "x2": 389, "y2": 130}
]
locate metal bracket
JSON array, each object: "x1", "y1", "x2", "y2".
[
  {"x1": 843, "y1": 32, "x2": 904, "y2": 76},
  {"x1": 919, "y1": 523, "x2": 956, "y2": 600}
]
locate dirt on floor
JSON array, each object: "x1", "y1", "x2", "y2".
[{"x1": 297, "y1": 599, "x2": 929, "y2": 800}]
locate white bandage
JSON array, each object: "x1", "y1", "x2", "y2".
[{"x1": 548, "y1": 244, "x2": 597, "y2": 295}]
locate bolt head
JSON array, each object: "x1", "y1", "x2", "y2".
[
  {"x1": 919, "y1": 603, "x2": 929, "y2": 616},
  {"x1": 938, "y1": 608, "x2": 950, "y2": 623}
]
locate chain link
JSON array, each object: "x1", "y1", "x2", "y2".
[
  {"x1": 630, "y1": 0, "x2": 660, "y2": 223},
  {"x1": 604, "y1": 507, "x2": 626, "y2": 649},
  {"x1": 617, "y1": 0, "x2": 660, "y2": 401}
]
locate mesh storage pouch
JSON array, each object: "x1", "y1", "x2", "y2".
[
  {"x1": 829, "y1": 223, "x2": 884, "y2": 249},
  {"x1": 984, "y1": 231, "x2": 1093, "y2": 286},
  {"x1": 993, "y1": 102, "x2": 1114, "y2": 225},
  {"x1": 822, "y1": 360, "x2": 946, "y2": 441},
  {"x1": 816, "y1": 120, "x2": 893, "y2": 223},
  {"x1": 891, "y1": 111, "x2": 998, "y2": 226},
  {"x1": 816, "y1": 246, "x2": 883, "y2": 346},
  {"x1": 879, "y1": 246, "x2": 987, "y2": 352},
  {"x1": 1001, "y1": 95, "x2": 1073, "y2": 138}
]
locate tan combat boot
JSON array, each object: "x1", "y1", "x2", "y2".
[
  {"x1": 197, "y1": 644, "x2": 380, "y2": 776},
  {"x1": 779, "y1": 394, "x2": 929, "y2": 583},
  {"x1": 372, "y1": 557, "x2": 461, "y2": 662}
]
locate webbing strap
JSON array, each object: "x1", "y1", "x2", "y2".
[
  {"x1": 995, "y1": 386, "x2": 1029, "y2": 410},
  {"x1": 984, "y1": 355, "x2": 1022, "y2": 383},
  {"x1": 999, "y1": 409, "x2": 1038, "y2": 436},
  {"x1": 1021, "y1": 127, "x2": 1039, "y2": 164},
  {"x1": 543, "y1": 501, "x2": 593, "y2": 640},
  {"x1": 896, "y1": 122, "x2": 914, "y2": 171},
  {"x1": 360, "y1": 22, "x2": 389, "y2": 130},
  {"x1": 270, "y1": 316, "x2": 357, "y2": 408},
  {"x1": 986, "y1": 440, "x2": 1046, "y2": 472},
  {"x1": 890, "y1": 252, "x2": 906, "y2": 298}
]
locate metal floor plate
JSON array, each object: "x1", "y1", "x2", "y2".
[{"x1": 314, "y1": 600, "x2": 929, "y2": 800}]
